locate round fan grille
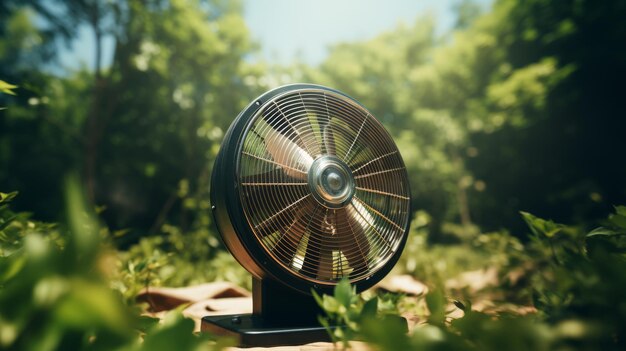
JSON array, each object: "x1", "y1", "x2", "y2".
[{"x1": 236, "y1": 87, "x2": 410, "y2": 285}]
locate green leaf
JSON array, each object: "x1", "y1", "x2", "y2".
[
  {"x1": 0, "y1": 254, "x2": 25, "y2": 282},
  {"x1": 614, "y1": 205, "x2": 626, "y2": 217},
  {"x1": 608, "y1": 213, "x2": 626, "y2": 229},
  {"x1": 0, "y1": 215, "x2": 16, "y2": 232},
  {"x1": 586, "y1": 227, "x2": 626, "y2": 238},
  {"x1": 361, "y1": 314, "x2": 411, "y2": 350},
  {"x1": 334, "y1": 278, "x2": 353, "y2": 308},
  {"x1": 113, "y1": 228, "x2": 131, "y2": 237},
  {"x1": 137, "y1": 315, "x2": 161, "y2": 333},
  {"x1": 322, "y1": 295, "x2": 339, "y2": 313},
  {"x1": 425, "y1": 290, "x2": 447, "y2": 326},
  {"x1": 140, "y1": 311, "x2": 212, "y2": 351},
  {"x1": 0, "y1": 192, "x2": 18, "y2": 205},
  {"x1": 520, "y1": 211, "x2": 565, "y2": 238},
  {"x1": 0, "y1": 80, "x2": 17, "y2": 95},
  {"x1": 361, "y1": 297, "x2": 378, "y2": 319},
  {"x1": 54, "y1": 280, "x2": 132, "y2": 333}
]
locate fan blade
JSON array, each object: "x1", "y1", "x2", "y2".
[
  {"x1": 255, "y1": 194, "x2": 314, "y2": 238},
  {"x1": 295, "y1": 94, "x2": 323, "y2": 157},
  {"x1": 344, "y1": 144, "x2": 369, "y2": 167},
  {"x1": 349, "y1": 150, "x2": 399, "y2": 175},
  {"x1": 301, "y1": 235, "x2": 334, "y2": 280},
  {"x1": 348, "y1": 199, "x2": 393, "y2": 255},
  {"x1": 240, "y1": 168, "x2": 303, "y2": 184},
  {"x1": 265, "y1": 125, "x2": 314, "y2": 179},
  {"x1": 240, "y1": 168, "x2": 307, "y2": 203},
  {"x1": 272, "y1": 215, "x2": 308, "y2": 266},
  {"x1": 336, "y1": 208, "x2": 370, "y2": 276},
  {"x1": 348, "y1": 198, "x2": 376, "y2": 233},
  {"x1": 270, "y1": 202, "x2": 319, "y2": 265},
  {"x1": 296, "y1": 208, "x2": 336, "y2": 279},
  {"x1": 322, "y1": 119, "x2": 337, "y2": 156}
]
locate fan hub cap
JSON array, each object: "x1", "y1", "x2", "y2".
[{"x1": 308, "y1": 156, "x2": 355, "y2": 209}]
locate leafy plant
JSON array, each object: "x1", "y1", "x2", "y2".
[
  {"x1": 0, "y1": 181, "x2": 135, "y2": 350},
  {"x1": 313, "y1": 278, "x2": 407, "y2": 349},
  {"x1": 315, "y1": 207, "x2": 626, "y2": 350},
  {"x1": 0, "y1": 183, "x2": 233, "y2": 351},
  {"x1": 113, "y1": 227, "x2": 250, "y2": 303},
  {"x1": 135, "y1": 311, "x2": 234, "y2": 351}
]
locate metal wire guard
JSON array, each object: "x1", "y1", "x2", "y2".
[{"x1": 237, "y1": 88, "x2": 410, "y2": 284}]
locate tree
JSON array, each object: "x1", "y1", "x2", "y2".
[
  {"x1": 0, "y1": 0, "x2": 264, "y2": 241},
  {"x1": 305, "y1": 0, "x2": 626, "y2": 238},
  {"x1": 466, "y1": 0, "x2": 626, "y2": 232}
]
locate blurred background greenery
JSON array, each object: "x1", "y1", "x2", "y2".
[
  {"x1": 1, "y1": 0, "x2": 626, "y2": 350},
  {"x1": 2, "y1": 0, "x2": 625, "y2": 243}
]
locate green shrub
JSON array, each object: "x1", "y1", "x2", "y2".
[
  {"x1": 0, "y1": 183, "x2": 232, "y2": 351},
  {"x1": 113, "y1": 224, "x2": 250, "y2": 303},
  {"x1": 316, "y1": 207, "x2": 626, "y2": 350}
]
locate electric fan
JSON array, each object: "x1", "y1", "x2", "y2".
[{"x1": 202, "y1": 83, "x2": 411, "y2": 346}]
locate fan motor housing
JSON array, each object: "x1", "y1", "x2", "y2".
[
  {"x1": 211, "y1": 83, "x2": 411, "y2": 297},
  {"x1": 308, "y1": 155, "x2": 355, "y2": 209}
]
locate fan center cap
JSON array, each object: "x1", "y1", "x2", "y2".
[{"x1": 308, "y1": 156, "x2": 355, "y2": 209}]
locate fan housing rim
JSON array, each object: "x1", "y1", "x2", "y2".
[{"x1": 210, "y1": 83, "x2": 411, "y2": 296}]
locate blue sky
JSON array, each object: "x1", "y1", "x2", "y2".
[{"x1": 58, "y1": 0, "x2": 491, "y2": 71}]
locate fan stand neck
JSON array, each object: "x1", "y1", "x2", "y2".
[{"x1": 252, "y1": 278, "x2": 322, "y2": 324}]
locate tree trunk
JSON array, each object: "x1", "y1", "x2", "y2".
[
  {"x1": 453, "y1": 153, "x2": 472, "y2": 229},
  {"x1": 84, "y1": 4, "x2": 103, "y2": 204}
]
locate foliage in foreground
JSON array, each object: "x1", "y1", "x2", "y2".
[
  {"x1": 0, "y1": 186, "x2": 233, "y2": 351},
  {"x1": 316, "y1": 207, "x2": 626, "y2": 350},
  {"x1": 2, "y1": 182, "x2": 626, "y2": 351}
]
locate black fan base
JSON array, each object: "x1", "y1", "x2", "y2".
[
  {"x1": 201, "y1": 314, "x2": 336, "y2": 347},
  {"x1": 200, "y1": 278, "x2": 335, "y2": 347}
]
